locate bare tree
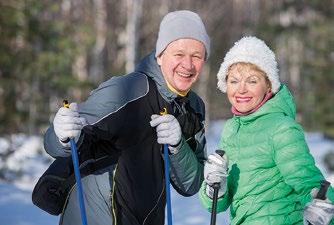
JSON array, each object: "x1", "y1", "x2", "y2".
[
  {"x1": 125, "y1": 0, "x2": 143, "y2": 73},
  {"x1": 90, "y1": 0, "x2": 108, "y2": 83}
]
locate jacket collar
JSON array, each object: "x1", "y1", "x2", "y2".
[
  {"x1": 233, "y1": 85, "x2": 296, "y2": 125},
  {"x1": 135, "y1": 51, "x2": 177, "y2": 102}
]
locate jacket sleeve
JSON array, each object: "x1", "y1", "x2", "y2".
[
  {"x1": 169, "y1": 124, "x2": 207, "y2": 196},
  {"x1": 44, "y1": 124, "x2": 72, "y2": 157},
  {"x1": 199, "y1": 131, "x2": 234, "y2": 214},
  {"x1": 272, "y1": 119, "x2": 334, "y2": 206},
  {"x1": 199, "y1": 181, "x2": 232, "y2": 213},
  {"x1": 43, "y1": 78, "x2": 121, "y2": 158},
  {"x1": 44, "y1": 73, "x2": 148, "y2": 158}
]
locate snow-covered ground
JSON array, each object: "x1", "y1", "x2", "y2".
[{"x1": 0, "y1": 120, "x2": 333, "y2": 225}]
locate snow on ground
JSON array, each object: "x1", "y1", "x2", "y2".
[
  {"x1": 0, "y1": 181, "x2": 58, "y2": 225},
  {"x1": 0, "y1": 120, "x2": 333, "y2": 225}
]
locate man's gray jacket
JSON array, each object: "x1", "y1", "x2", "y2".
[{"x1": 44, "y1": 52, "x2": 207, "y2": 225}]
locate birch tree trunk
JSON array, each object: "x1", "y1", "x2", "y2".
[
  {"x1": 198, "y1": 64, "x2": 211, "y2": 128},
  {"x1": 125, "y1": 0, "x2": 143, "y2": 73},
  {"x1": 90, "y1": 0, "x2": 108, "y2": 83}
]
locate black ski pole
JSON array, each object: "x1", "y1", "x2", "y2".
[
  {"x1": 308, "y1": 180, "x2": 331, "y2": 225},
  {"x1": 210, "y1": 149, "x2": 225, "y2": 225}
]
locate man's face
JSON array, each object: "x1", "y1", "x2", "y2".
[{"x1": 157, "y1": 39, "x2": 206, "y2": 93}]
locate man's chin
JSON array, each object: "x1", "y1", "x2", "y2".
[
  {"x1": 177, "y1": 87, "x2": 191, "y2": 93},
  {"x1": 175, "y1": 83, "x2": 192, "y2": 92}
]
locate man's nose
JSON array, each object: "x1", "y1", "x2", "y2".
[{"x1": 181, "y1": 56, "x2": 193, "y2": 70}]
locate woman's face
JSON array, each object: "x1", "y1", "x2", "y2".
[{"x1": 226, "y1": 63, "x2": 271, "y2": 113}]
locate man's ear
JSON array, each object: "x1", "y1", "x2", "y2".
[{"x1": 157, "y1": 54, "x2": 163, "y2": 66}]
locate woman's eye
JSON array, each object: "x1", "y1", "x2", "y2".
[
  {"x1": 229, "y1": 80, "x2": 238, "y2": 84},
  {"x1": 248, "y1": 80, "x2": 257, "y2": 84}
]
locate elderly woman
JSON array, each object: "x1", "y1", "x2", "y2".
[{"x1": 200, "y1": 36, "x2": 334, "y2": 225}]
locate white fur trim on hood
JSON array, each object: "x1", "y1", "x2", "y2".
[{"x1": 217, "y1": 36, "x2": 280, "y2": 93}]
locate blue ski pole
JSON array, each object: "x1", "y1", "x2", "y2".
[
  {"x1": 160, "y1": 107, "x2": 173, "y2": 225},
  {"x1": 63, "y1": 100, "x2": 88, "y2": 225},
  {"x1": 164, "y1": 143, "x2": 173, "y2": 225}
]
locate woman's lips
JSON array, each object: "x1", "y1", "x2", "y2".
[{"x1": 235, "y1": 97, "x2": 252, "y2": 103}]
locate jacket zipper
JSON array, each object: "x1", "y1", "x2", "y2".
[
  {"x1": 59, "y1": 185, "x2": 76, "y2": 225},
  {"x1": 142, "y1": 180, "x2": 165, "y2": 225},
  {"x1": 110, "y1": 164, "x2": 118, "y2": 225}
]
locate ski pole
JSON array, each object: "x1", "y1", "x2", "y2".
[
  {"x1": 308, "y1": 180, "x2": 330, "y2": 225},
  {"x1": 160, "y1": 107, "x2": 173, "y2": 225},
  {"x1": 63, "y1": 100, "x2": 88, "y2": 225},
  {"x1": 210, "y1": 149, "x2": 225, "y2": 225}
]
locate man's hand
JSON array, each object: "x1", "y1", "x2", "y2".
[
  {"x1": 204, "y1": 152, "x2": 229, "y2": 199},
  {"x1": 304, "y1": 188, "x2": 334, "y2": 225},
  {"x1": 150, "y1": 114, "x2": 182, "y2": 154},
  {"x1": 53, "y1": 103, "x2": 87, "y2": 147}
]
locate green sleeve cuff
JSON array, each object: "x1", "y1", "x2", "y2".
[{"x1": 199, "y1": 182, "x2": 231, "y2": 213}]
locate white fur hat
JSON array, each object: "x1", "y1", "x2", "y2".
[{"x1": 217, "y1": 36, "x2": 280, "y2": 93}]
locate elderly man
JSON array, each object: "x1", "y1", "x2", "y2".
[{"x1": 43, "y1": 10, "x2": 210, "y2": 225}]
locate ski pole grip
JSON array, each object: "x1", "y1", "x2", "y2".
[
  {"x1": 215, "y1": 149, "x2": 225, "y2": 158},
  {"x1": 62, "y1": 99, "x2": 71, "y2": 143},
  {"x1": 212, "y1": 150, "x2": 225, "y2": 189},
  {"x1": 307, "y1": 180, "x2": 331, "y2": 225},
  {"x1": 315, "y1": 180, "x2": 330, "y2": 200},
  {"x1": 63, "y1": 99, "x2": 70, "y2": 108},
  {"x1": 210, "y1": 149, "x2": 226, "y2": 225}
]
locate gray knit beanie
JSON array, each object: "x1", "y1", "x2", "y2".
[
  {"x1": 217, "y1": 36, "x2": 280, "y2": 93},
  {"x1": 155, "y1": 10, "x2": 210, "y2": 60}
]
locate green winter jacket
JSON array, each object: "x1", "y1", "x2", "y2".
[{"x1": 200, "y1": 85, "x2": 334, "y2": 225}]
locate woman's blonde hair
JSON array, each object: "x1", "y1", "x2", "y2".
[{"x1": 226, "y1": 62, "x2": 272, "y2": 90}]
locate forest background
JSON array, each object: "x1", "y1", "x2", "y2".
[
  {"x1": 1, "y1": 0, "x2": 333, "y2": 137},
  {"x1": 0, "y1": 1, "x2": 334, "y2": 223}
]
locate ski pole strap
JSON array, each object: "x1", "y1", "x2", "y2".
[
  {"x1": 63, "y1": 100, "x2": 88, "y2": 225},
  {"x1": 160, "y1": 107, "x2": 173, "y2": 225}
]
